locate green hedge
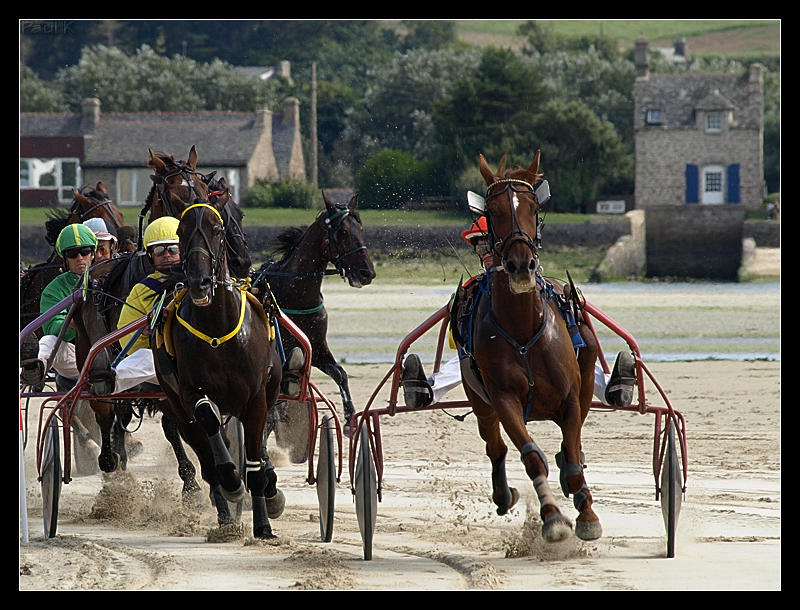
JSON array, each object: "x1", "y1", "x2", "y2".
[{"x1": 245, "y1": 178, "x2": 321, "y2": 209}]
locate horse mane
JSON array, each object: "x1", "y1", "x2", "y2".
[
  {"x1": 44, "y1": 212, "x2": 70, "y2": 246},
  {"x1": 271, "y1": 226, "x2": 308, "y2": 262}
]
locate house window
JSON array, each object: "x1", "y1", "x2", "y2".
[
  {"x1": 20, "y1": 158, "x2": 81, "y2": 201},
  {"x1": 702, "y1": 165, "x2": 725, "y2": 204},
  {"x1": 116, "y1": 169, "x2": 154, "y2": 205},
  {"x1": 646, "y1": 109, "x2": 662, "y2": 125},
  {"x1": 706, "y1": 113, "x2": 723, "y2": 132}
]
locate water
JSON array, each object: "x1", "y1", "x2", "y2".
[{"x1": 321, "y1": 281, "x2": 780, "y2": 365}]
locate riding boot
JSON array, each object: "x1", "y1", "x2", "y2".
[
  {"x1": 605, "y1": 351, "x2": 636, "y2": 407},
  {"x1": 280, "y1": 347, "x2": 305, "y2": 396},
  {"x1": 401, "y1": 353, "x2": 433, "y2": 408}
]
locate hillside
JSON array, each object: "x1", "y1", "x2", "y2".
[{"x1": 454, "y1": 19, "x2": 780, "y2": 58}]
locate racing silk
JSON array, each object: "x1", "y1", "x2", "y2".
[
  {"x1": 39, "y1": 270, "x2": 81, "y2": 341},
  {"x1": 117, "y1": 271, "x2": 171, "y2": 354}
]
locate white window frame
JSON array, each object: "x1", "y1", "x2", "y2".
[
  {"x1": 116, "y1": 167, "x2": 241, "y2": 205},
  {"x1": 702, "y1": 165, "x2": 725, "y2": 204},
  {"x1": 646, "y1": 109, "x2": 662, "y2": 125},
  {"x1": 705, "y1": 112, "x2": 723, "y2": 133},
  {"x1": 20, "y1": 157, "x2": 82, "y2": 202}
]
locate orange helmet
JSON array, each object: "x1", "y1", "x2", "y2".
[{"x1": 461, "y1": 216, "x2": 489, "y2": 243}]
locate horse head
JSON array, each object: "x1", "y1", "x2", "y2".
[
  {"x1": 177, "y1": 197, "x2": 227, "y2": 308},
  {"x1": 202, "y1": 173, "x2": 252, "y2": 279},
  {"x1": 321, "y1": 191, "x2": 376, "y2": 288},
  {"x1": 71, "y1": 182, "x2": 125, "y2": 232},
  {"x1": 478, "y1": 150, "x2": 544, "y2": 294}
]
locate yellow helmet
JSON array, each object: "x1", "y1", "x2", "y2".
[{"x1": 143, "y1": 217, "x2": 180, "y2": 248}]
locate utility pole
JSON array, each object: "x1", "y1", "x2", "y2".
[{"x1": 310, "y1": 61, "x2": 318, "y2": 187}]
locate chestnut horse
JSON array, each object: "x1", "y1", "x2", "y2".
[
  {"x1": 153, "y1": 157, "x2": 284, "y2": 538},
  {"x1": 252, "y1": 192, "x2": 376, "y2": 428},
  {"x1": 454, "y1": 151, "x2": 601, "y2": 542}
]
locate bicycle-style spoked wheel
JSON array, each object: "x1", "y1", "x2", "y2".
[
  {"x1": 41, "y1": 417, "x2": 63, "y2": 539},
  {"x1": 316, "y1": 414, "x2": 336, "y2": 542},
  {"x1": 354, "y1": 420, "x2": 378, "y2": 560},
  {"x1": 660, "y1": 418, "x2": 683, "y2": 558}
]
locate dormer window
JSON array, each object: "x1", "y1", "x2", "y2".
[
  {"x1": 706, "y1": 113, "x2": 723, "y2": 132},
  {"x1": 646, "y1": 109, "x2": 662, "y2": 125}
]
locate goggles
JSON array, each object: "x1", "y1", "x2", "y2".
[
  {"x1": 151, "y1": 244, "x2": 180, "y2": 257},
  {"x1": 63, "y1": 246, "x2": 95, "y2": 259}
]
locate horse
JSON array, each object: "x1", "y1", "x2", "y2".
[
  {"x1": 251, "y1": 192, "x2": 376, "y2": 428},
  {"x1": 152, "y1": 161, "x2": 284, "y2": 538},
  {"x1": 144, "y1": 147, "x2": 252, "y2": 280},
  {"x1": 69, "y1": 255, "x2": 203, "y2": 506},
  {"x1": 452, "y1": 151, "x2": 602, "y2": 543}
]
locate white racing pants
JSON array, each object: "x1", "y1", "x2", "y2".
[
  {"x1": 112, "y1": 349, "x2": 159, "y2": 393},
  {"x1": 38, "y1": 334, "x2": 81, "y2": 380},
  {"x1": 428, "y1": 355, "x2": 612, "y2": 406}
]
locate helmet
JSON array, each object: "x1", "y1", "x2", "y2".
[
  {"x1": 143, "y1": 217, "x2": 180, "y2": 248},
  {"x1": 461, "y1": 216, "x2": 489, "y2": 244},
  {"x1": 83, "y1": 218, "x2": 117, "y2": 244},
  {"x1": 56, "y1": 223, "x2": 98, "y2": 256}
]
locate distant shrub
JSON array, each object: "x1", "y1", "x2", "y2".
[
  {"x1": 355, "y1": 149, "x2": 434, "y2": 209},
  {"x1": 245, "y1": 179, "x2": 321, "y2": 209}
]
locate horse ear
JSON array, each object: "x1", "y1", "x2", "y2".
[
  {"x1": 497, "y1": 155, "x2": 507, "y2": 176},
  {"x1": 148, "y1": 149, "x2": 166, "y2": 174},
  {"x1": 187, "y1": 145, "x2": 198, "y2": 170},
  {"x1": 348, "y1": 194, "x2": 359, "y2": 212},
  {"x1": 96, "y1": 182, "x2": 108, "y2": 195},
  {"x1": 73, "y1": 189, "x2": 88, "y2": 205},
  {"x1": 527, "y1": 149, "x2": 542, "y2": 180},
  {"x1": 322, "y1": 190, "x2": 336, "y2": 213},
  {"x1": 479, "y1": 154, "x2": 496, "y2": 185}
]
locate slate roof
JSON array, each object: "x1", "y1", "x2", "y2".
[
  {"x1": 634, "y1": 71, "x2": 763, "y2": 131},
  {"x1": 20, "y1": 109, "x2": 278, "y2": 168}
]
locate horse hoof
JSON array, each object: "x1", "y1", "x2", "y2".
[
  {"x1": 542, "y1": 513, "x2": 573, "y2": 543},
  {"x1": 254, "y1": 526, "x2": 277, "y2": 540},
  {"x1": 266, "y1": 489, "x2": 285, "y2": 519},
  {"x1": 495, "y1": 486, "x2": 520, "y2": 516},
  {"x1": 98, "y1": 452, "x2": 120, "y2": 473},
  {"x1": 221, "y1": 481, "x2": 247, "y2": 504},
  {"x1": 575, "y1": 519, "x2": 603, "y2": 541}
]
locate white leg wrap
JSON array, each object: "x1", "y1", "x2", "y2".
[{"x1": 533, "y1": 475, "x2": 558, "y2": 509}]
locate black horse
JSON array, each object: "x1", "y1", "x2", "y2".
[{"x1": 252, "y1": 192, "x2": 375, "y2": 428}]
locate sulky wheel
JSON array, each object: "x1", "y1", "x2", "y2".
[
  {"x1": 316, "y1": 414, "x2": 337, "y2": 542},
  {"x1": 40, "y1": 417, "x2": 63, "y2": 539},
  {"x1": 660, "y1": 418, "x2": 683, "y2": 558},
  {"x1": 354, "y1": 420, "x2": 378, "y2": 560}
]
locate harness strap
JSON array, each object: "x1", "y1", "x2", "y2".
[{"x1": 174, "y1": 284, "x2": 247, "y2": 348}]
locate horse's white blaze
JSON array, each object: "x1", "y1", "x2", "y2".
[{"x1": 512, "y1": 193, "x2": 519, "y2": 210}]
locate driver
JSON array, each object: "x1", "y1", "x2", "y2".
[
  {"x1": 90, "y1": 217, "x2": 182, "y2": 395},
  {"x1": 21, "y1": 224, "x2": 98, "y2": 386}
]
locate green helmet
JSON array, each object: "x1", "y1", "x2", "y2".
[
  {"x1": 55, "y1": 223, "x2": 98, "y2": 256},
  {"x1": 143, "y1": 217, "x2": 180, "y2": 248}
]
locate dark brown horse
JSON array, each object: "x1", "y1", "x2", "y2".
[
  {"x1": 144, "y1": 147, "x2": 252, "y2": 279},
  {"x1": 454, "y1": 151, "x2": 601, "y2": 542},
  {"x1": 252, "y1": 192, "x2": 375, "y2": 427},
  {"x1": 153, "y1": 160, "x2": 284, "y2": 538}
]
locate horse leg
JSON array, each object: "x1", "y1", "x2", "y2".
[
  {"x1": 467, "y1": 388, "x2": 520, "y2": 515},
  {"x1": 317, "y1": 359, "x2": 355, "y2": 424},
  {"x1": 242, "y1": 396, "x2": 283, "y2": 540},
  {"x1": 91, "y1": 400, "x2": 121, "y2": 472},
  {"x1": 159, "y1": 406, "x2": 202, "y2": 506},
  {"x1": 192, "y1": 397, "x2": 246, "y2": 503},
  {"x1": 491, "y1": 393, "x2": 574, "y2": 543},
  {"x1": 554, "y1": 393, "x2": 602, "y2": 541},
  {"x1": 112, "y1": 403, "x2": 133, "y2": 471}
]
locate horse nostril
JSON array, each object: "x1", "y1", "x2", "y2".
[
  {"x1": 505, "y1": 260, "x2": 517, "y2": 274},
  {"x1": 529, "y1": 258, "x2": 538, "y2": 270}
]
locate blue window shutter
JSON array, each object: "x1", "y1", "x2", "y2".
[
  {"x1": 727, "y1": 164, "x2": 741, "y2": 203},
  {"x1": 685, "y1": 164, "x2": 699, "y2": 204}
]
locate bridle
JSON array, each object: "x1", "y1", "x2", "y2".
[
  {"x1": 71, "y1": 193, "x2": 123, "y2": 232},
  {"x1": 483, "y1": 177, "x2": 543, "y2": 264},
  {"x1": 323, "y1": 204, "x2": 368, "y2": 280},
  {"x1": 180, "y1": 202, "x2": 228, "y2": 298}
]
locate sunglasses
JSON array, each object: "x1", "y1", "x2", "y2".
[
  {"x1": 151, "y1": 244, "x2": 180, "y2": 256},
  {"x1": 63, "y1": 246, "x2": 95, "y2": 259}
]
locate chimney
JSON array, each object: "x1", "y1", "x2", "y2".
[
  {"x1": 748, "y1": 62, "x2": 764, "y2": 86},
  {"x1": 277, "y1": 60, "x2": 292, "y2": 85},
  {"x1": 81, "y1": 97, "x2": 100, "y2": 131},
  {"x1": 634, "y1": 36, "x2": 649, "y2": 79},
  {"x1": 282, "y1": 97, "x2": 300, "y2": 127}
]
